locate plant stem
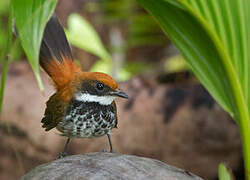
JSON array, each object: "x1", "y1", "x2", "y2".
[
  {"x1": 0, "y1": 57, "x2": 9, "y2": 115},
  {"x1": 0, "y1": 1, "x2": 12, "y2": 115},
  {"x1": 239, "y1": 114, "x2": 250, "y2": 179}
]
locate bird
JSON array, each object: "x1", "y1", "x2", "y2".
[{"x1": 39, "y1": 15, "x2": 128, "y2": 158}]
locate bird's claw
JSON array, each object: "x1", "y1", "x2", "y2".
[
  {"x1": 102, "y1": 148, "x2": 107, "y2": 152},
  {"x1": 102, "y1": 148, "x2": 115, "y2": 153},
  {"x1": 56, "y1": 152, "x2": 68, "y2": 159}
]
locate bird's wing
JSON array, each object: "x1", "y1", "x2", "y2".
[{"x1": 41, "y1": 93, "x2": 68, "y2": 131}]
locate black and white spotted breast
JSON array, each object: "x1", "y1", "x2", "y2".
[{"x1": 57, "y1": 99, "x2": 117, "y2": 138}]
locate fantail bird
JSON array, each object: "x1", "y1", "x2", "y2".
[{"x1": 39, "y1": 15, "x2": 128, "y2": 157}]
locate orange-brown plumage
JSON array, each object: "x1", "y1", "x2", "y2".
[
  {"x1": 42, "y1": 56, "x2": 118, "y2": 102},
  {"x1": 43, "y1": 57, "x2": 81, "y2": 90},
  {"x1": 43, "y1": 57, "x2": 118, "y2": 90}
]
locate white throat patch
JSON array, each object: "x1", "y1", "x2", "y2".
[{"x1": 75, "y1": 93, "x2": 116, "y2": 105}]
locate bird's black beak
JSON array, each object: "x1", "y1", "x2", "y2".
[{"x1": 110, "y1": 89, "x2": 129, "y2": 99}]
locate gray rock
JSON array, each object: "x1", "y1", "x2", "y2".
[{"x1": 19, "y1": 152, "x2": 203, "y2": 180}]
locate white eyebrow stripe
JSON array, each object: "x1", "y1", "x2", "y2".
[{"x1": 74, "y1": 93, "x2": 116, "y2": 105}]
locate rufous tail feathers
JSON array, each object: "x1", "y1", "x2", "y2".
[{"x1": 39, "y1": 15, "x2": 80, "y2": 90}]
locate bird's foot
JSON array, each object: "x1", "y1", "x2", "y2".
[
  {"x1": 102, "y1": 148, "x2": 107, "y2": 152},
  {"x1": 102, "y1": 148, "x2": 115, "y2": 153},
  {"x1": 56, "y1": 152, "x2": 68, "y2": 159}
]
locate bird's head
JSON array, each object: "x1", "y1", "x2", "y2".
[{"x1": 73, "y1": 72, "x2": 128, "y2": 105}]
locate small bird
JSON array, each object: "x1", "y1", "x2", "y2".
[{"x1": 39, "y1": 15, "x2": 128, "y2": 157}]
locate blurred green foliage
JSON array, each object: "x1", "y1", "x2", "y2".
[
  {"x1": 128, "y1": 13, "x2": 167, "y2": 47},
  {"x1": 165, "y1": 55, "x2": 187, "y2": 73},
  {"x1": 100, "y1": 0, "x2": 168, "y2": 47},
  {"x1": 66, "y1": 13, "x2": 151, "y2": 81},
  {"x1": 218, "y1": 163, "x2": 233, "y2": 180},
  {"x1": 101, "y1": 0, "x2": 134, "y2": 22},
  {"x1": 0, "y1": 0, "x2": 22, "y2": 62},
  {"x1": 71, "y1": 0, "x2": 169, "y2": 81},
  {"x1": 66, "y1": 13, "x2": 111, "y2": 61},
  {"x1": 0, "y1": 0, "x2": 9, "y2": 55},
  {"x1": 90, "y1": 59, "x2": 151, "y2": 81}
]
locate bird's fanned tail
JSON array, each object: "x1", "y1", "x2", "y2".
[{"x1": 39, "y1": 15, "x2": 80, "y2": 90}]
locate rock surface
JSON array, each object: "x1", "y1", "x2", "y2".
[{"x1": 19, "y1": 153, "x2": 203, "y2": 180}]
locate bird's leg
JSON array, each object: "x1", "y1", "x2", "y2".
[
  {"x1": 56, "y1": 138, "x2": 71, "y2": 159},
  {"x1": 107, "y1": 133, "x2": 114, "y2": 153}
]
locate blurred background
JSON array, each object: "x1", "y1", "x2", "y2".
[{"x1": 0, "y1": 0, "x2": 243, "y2": 179}]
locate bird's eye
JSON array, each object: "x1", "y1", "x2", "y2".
[{"x1": 96, "y1": 82, "x2": 104, "y2": 90}]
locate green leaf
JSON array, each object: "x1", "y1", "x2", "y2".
[
  {"x1": 218, "y1": 163, "x2": 232, "y2": 180},
  {"x1": 137, "y1": 0, "x2": 235, "y2": 117},
  {"x1": 66, "y1": 14, "x2": 111, "y2": 61},
  {"x1": 137, "y1": 0, "x2": 250, "y2": 177},
  {"x1": 12, "y1": 0, "x2": 57, "y2": 90}
]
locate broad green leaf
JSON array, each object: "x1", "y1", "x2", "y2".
[
  {"x1": 66, "y1": 14, "x2": 111, "y2": 61},
  {"x1": 184, "y1": 0, "x2": 250, "y2": 121},
  {"x1": 137, "y1": 0, "x2": 236, "y2": 117},
  {"x1": 12, "y1": 0, "x2": 57, "y2": 90},
  {"x1": 137, "y1": 0, "x2": 250, "y2": 178},
  {"x1": 218, "y1": 163, "x2": 232, "y2": 180}
]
